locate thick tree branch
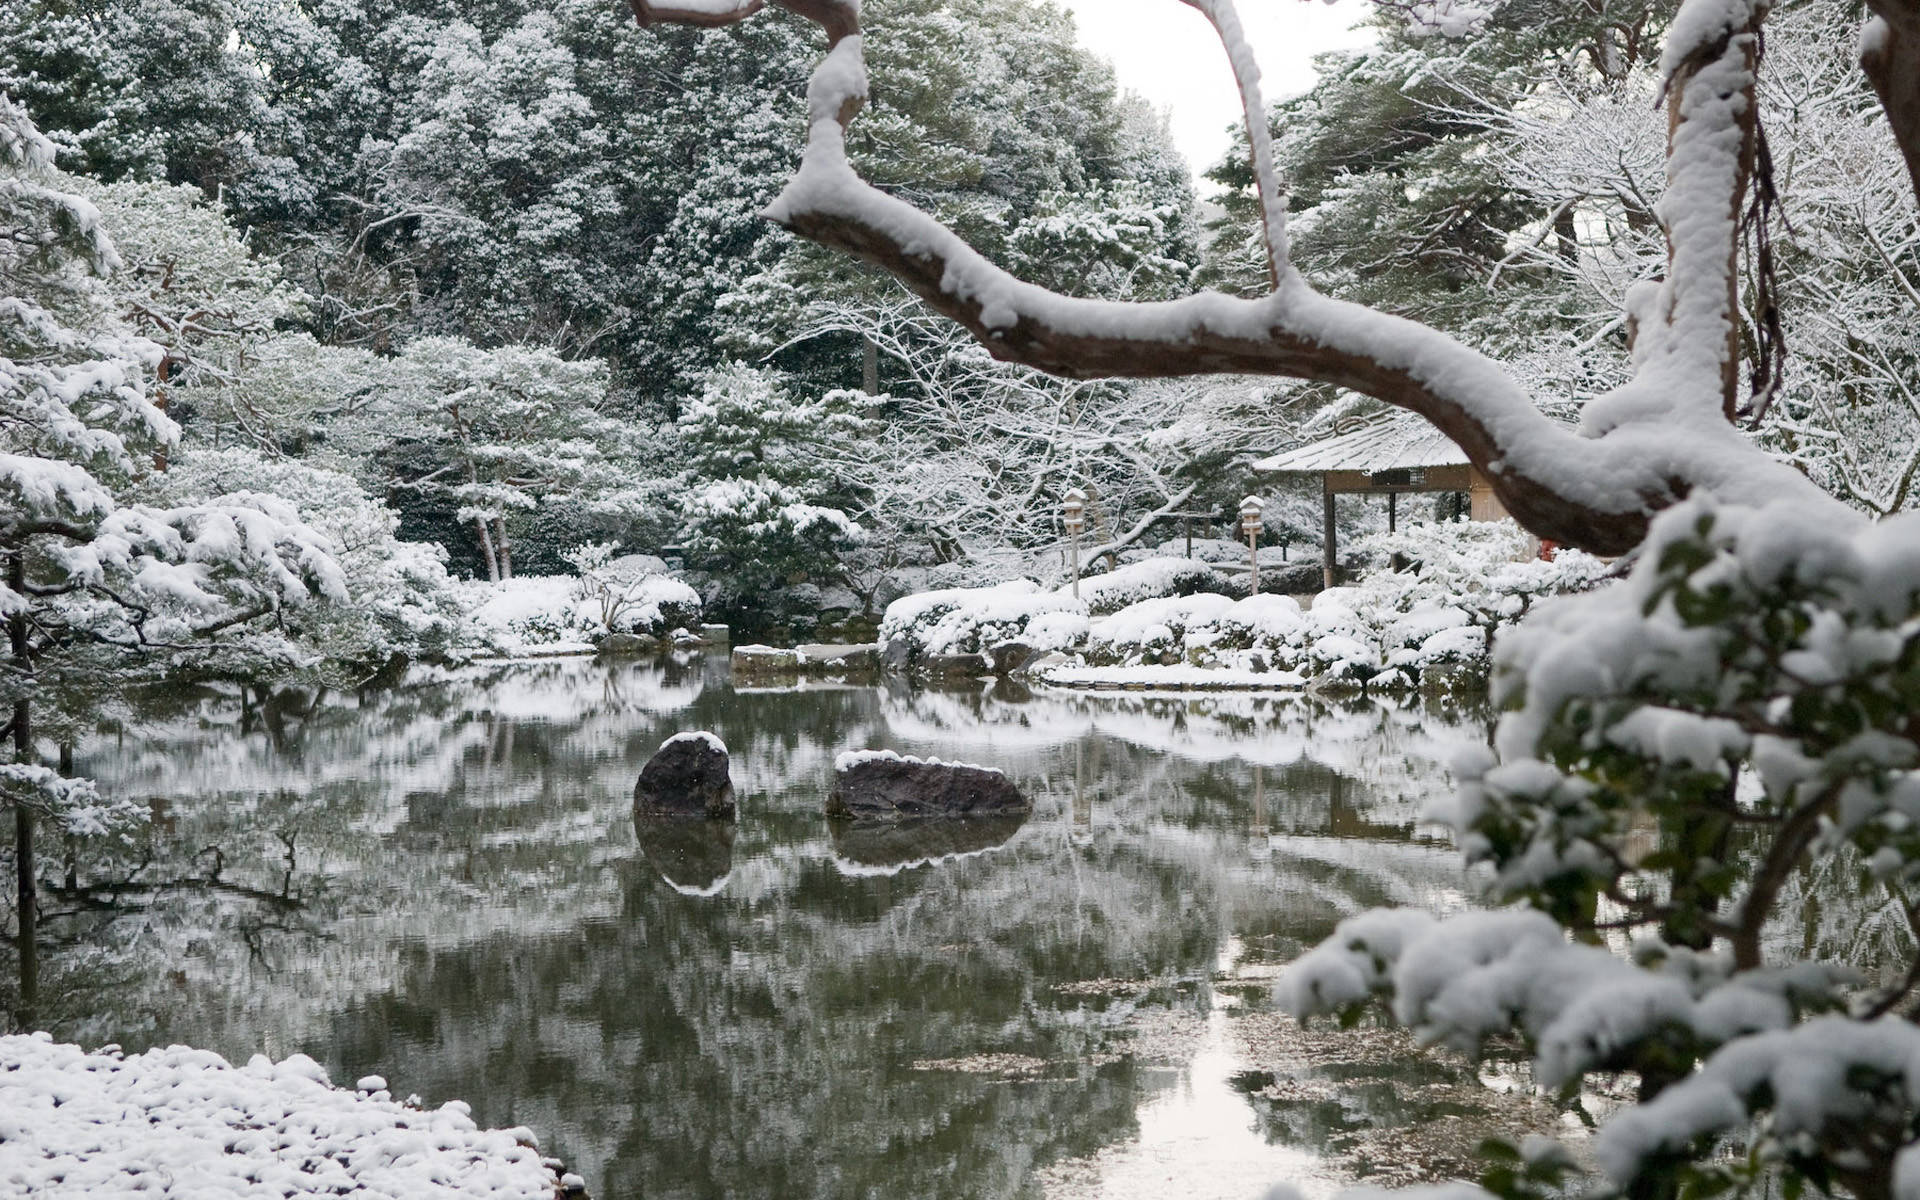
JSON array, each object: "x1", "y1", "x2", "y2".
[
  {"x1": 627, "y1": 0, "x2": 1854, "y2": 557},
  {"x1": 1863, "y1": 0, "x2": 1920, "y2": 207}
]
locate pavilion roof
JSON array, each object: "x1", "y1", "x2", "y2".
[{"x1": 1251, "y1": 411, "x2": 1469, "y2": 474}]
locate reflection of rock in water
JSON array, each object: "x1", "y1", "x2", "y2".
[
  {"x1": 634, "y1": 817, "x2": 736, "y2": 895},
  {"x1": 829, "y1": 814, "x2": 1027, "y2": 875}
]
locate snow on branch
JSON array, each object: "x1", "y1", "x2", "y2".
[
  {"x1": 625, "y1": 0, "x2": 1852, "y2": 557},
  {"x1": 1178, "y1": 0, "x2": 1289, "y2": 284},
  {"x1": 1275, "y1": 908, "x2": 1853, "y2": 1092},
  {"x1": 1594, "y1": 1017, "x2": 1920, "y2": 1192}
]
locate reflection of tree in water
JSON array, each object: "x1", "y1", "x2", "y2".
[{"x1": 46, "y1": 659, "x2": 1509, "y2": 1195}]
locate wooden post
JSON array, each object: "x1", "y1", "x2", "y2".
[
  {"x1": 1322, "y1": 488, "x2": 1337, "y2": 590},
  {"x1": 1387, "y1": 491, "x2": 1397, "y2": 533}
]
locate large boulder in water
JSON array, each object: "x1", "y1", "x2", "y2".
[
  {"x1": 826, "y1": 751, "x2": 1030, "y2": 822},
  {"x1": 635, "y1": 732, "x2": 736, "y2": 819}
]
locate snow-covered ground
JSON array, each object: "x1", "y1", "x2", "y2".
[{"x1": 0, "y1": 1033, "x2": 569, "y2": 1199}]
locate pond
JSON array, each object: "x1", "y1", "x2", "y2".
[{"x1": 41, "y1": 655, "x2": 1583, "y2": 1199}]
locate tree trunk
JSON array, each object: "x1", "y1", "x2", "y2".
[
  {"x1": 861, "y1": 334, "x2": 879, "y2": 394},
  {"x1": 475, "y1": 518, "x2": 501, "y2": 583},
  {"x1": 493, "y1": 518, "x2": 514, "y2": 581},
  {"x1": 1863, "y1": 1, "x2": 1920, "y2": 207},
  {"x1": 8, "y1": 552, "x2": 35, "y2": 1032}
]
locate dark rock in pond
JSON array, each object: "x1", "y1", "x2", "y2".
[
  {"x1": 634, "y1": 732, "x2": 736, "y2": 819},
  {"x1": 830, "y1": 813, "x2": 1028, "y2": 873},
  {"x1": 928, "y1": 652, "x2": 990, "y2": 679},
  {"x1": 634, "y1": 815, "x2": 736, "y2": 895},
  {"x1": 989, "y1": 641, "x2": 1035, "y2": 676},
  {"x1": 826, "y1": 752, "x2": 1030, "y2": 822},
  {"x1": 597, "y1": 632, "x2": 660, "y2": 657}
]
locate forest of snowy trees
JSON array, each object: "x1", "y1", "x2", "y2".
[{"x1": 6, "y1": 0, "x2": 1920, "y2": 1195}]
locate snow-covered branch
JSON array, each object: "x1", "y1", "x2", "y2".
[{"x1": 626, "y1": 0, "x2": 1850, "y2": 556}]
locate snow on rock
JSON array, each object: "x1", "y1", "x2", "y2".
[
  {"x1": 0, "y1": 1033, "x2": 562, "y2": 1199},
  {"x1": 663, "y1": 730, "x2": 727, "y2": 754},
  {"x1": 833, "y1": 748, "x2": 1004, "y2": 776}
]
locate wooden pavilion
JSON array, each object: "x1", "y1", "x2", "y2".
[{"x1": 1252, "y1": 411, "x2": 1512, "y2": 590}]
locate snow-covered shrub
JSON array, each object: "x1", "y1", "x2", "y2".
[
  {"x1": 1338, "y1": 519, "x2": 1610, "y2": 687},
  {"x1": 879, "y1": 559, "x2": 1254, "y2": 666},
  {"x1": 1280, "y1": 496, "x2": 1920, "y2": 1200},
  {"x1": 1062, "y1": 522, "x2": 1603, "y2": 688},
  {"x1": 564, "y1": 543, "x2": 703, "y2": 636},
  {"x1": 1074, "y1": 556, "x2": 1230, "y2": 615},
  {"x1": 879, "y1": 580, "x2": 1089, "y2": 664},
  {"x1": 464, "y1": 562, "x2": 703, "y2": 657},
  {"x1": 158, "y1": 449, "x2": 470, "y2": 669}
]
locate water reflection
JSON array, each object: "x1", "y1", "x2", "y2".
[
  {"x1": 38, "y1": 656, "x2": 1506, "y2": 1198},
  {"x1": 634, "y1": 818, "x2": 736, "y2": 896}
]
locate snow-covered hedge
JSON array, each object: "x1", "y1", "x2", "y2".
[
  {"x1": 1074, "y1": 556, "x2": 1230, "y2": 614},
  {"x1": 879, "y1": 579, "x2": 1089, "y2": 662},
  {"x1": 0, "y1": 1033, "x2": 565, "y2": 1199},
  {"x1": 1069, "y1": 521, "x2": 1608, "y2": 688},
  {"x1": 879, "y1": 525, "x2": 1605, "y2": 686}
]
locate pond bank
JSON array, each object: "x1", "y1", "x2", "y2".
[{"x1": 0, "y1": 1033, "x2": 585, "y2": 1199}]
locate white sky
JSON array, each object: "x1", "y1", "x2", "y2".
[{"x1": 1059, "y1": 1, "x2": 1376, "y2": 186}]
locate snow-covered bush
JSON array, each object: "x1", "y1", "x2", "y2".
[
  {"x1": 158, "y1": 448, "x2": 470, "y2": 669},
  {"x1": 1074, "y1": 556, "x2": 1230, "y2": 615},
  {"x1": 1340, "y1": 520, "x2": 1613, "y2": 685},
  {"x1": 564, "y1": 543, "x2": 703, "y2": 636},
  {"x1": 879, "y1": 580, "x2": 1089, "y2": 664},
  {"x1": 463, "y1": 557, "x2": 703, "y2": 657},
  {"x1": 1279, "y1": 495, "x2": 1920, "y2": 1200},
  {"x1": 1061, "y1": 522, "x2": 1604, "y2": 688},
  {"x1": 879, "y1": 558, "x2": 1252, "y2": 665}
]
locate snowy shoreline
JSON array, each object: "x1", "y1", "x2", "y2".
[{"x1": 0, "y1": 1033, "x2": 582, "y2": 1199}]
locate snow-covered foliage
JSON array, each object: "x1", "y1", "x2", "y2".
[
  {"x1": 0, "y1": 1033, "x2": 563, "y2": 1199},
  {"x1": 879, "y1": 579, "x2": 1090, "y2": 663},
  {"x1": 156, "y1": 448, "x2": 470, "y2": 668},
  {"x1": 1074, "y1": 556, "x2": 1231, "y2": 615},
  {"x1": 1277, "y1": 490, "x2": 1920, "y2": 1197},
  {"x1": 1047, "y1": 522, "x2": 1602, "y2": 688},
  {"x1": 462, "y1": 562, "x2": 703, "y2": 658},
  {"x1": 564, "y1": 543, "x2": 704, "y2": 638},
  {"x1": 2, "y1": 95, "x2": 343, "y2": 868},
  {"x1": 877, "y1": 523, "x2": 1603, "y2": 686}
]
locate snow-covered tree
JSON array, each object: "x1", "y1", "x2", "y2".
[
  {"x1": 360, "y1": 337, "x2": 635, "y2": 582},
  {"x1": 1, "y1": 95, "x2": 341, "y2": 1026},
  {"x1": 634, "y1": 1, "x2": 1920, "y2": 1196},
  {"x1": 671, "y1": 362, "x2": 870, "y2": 627}
]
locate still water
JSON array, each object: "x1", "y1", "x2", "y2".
[{"x1": 49, "y1": 654, "x2": 1556, "y2": 1199}]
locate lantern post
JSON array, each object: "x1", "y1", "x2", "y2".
[
  {"x1": 1239, "y1": 496, "x2": 1265, "y2": 595},
  {"x1": 1063, "y1": 488, "x2": 1088, "y2": 599}
]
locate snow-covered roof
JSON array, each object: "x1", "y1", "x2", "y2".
[{"x1": 1251, "y1": 412, "x2": 1471, "y2": 474}]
